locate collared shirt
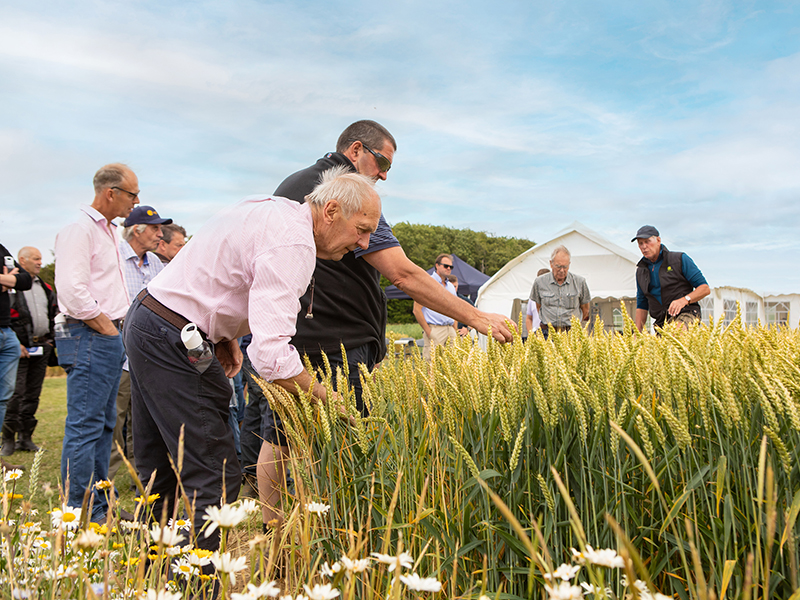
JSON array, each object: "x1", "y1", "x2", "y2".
[
  {"x1": 55, "y1": 205, "x2": 129, "y2": 321},
  {"x1": 119, "y1": 240, "x2": 164, "y2": 303},
  {"x1": 421, "y1": 272, "x2": 457, "y2": 326},
  {"x1": 148, "y1": 196, "x2": 316, "y2": 382},
  {"x1": 530, "y1": 271, "x2": 591, "y2": 327},
  {"x1": 22, "y1": 277, "x2": 50, "y2": 338},
  {"x1": 635, "y1": 246, "x2": 707, "y2": 310}
]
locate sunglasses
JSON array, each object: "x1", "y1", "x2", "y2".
[
  {"x1": 362, "y1": 144, "x2": 392, "y2": 173},
  {"x1": 438, "y1": 263, "x2": 453, "y2": 269}
]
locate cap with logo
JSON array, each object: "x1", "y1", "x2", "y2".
[{"x1": 124, "y1": 206, "x2": 173, "y2": 227}]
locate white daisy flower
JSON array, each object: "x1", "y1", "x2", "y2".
[
  {"x1": 371, "y1": 551, "x2": 414, "y2": 572},
  {"x1": 4, "y1": 468, "x2": 23, "y2": 482},
  {"x1": 339, "y1": 555, "x2": 370, "y2": 573},
  {"x1": 305, "y1": 502, "x2": 331, "y2": 515},
  {"x1": 168, "y1": 518, "x2": 192, "y2": 531},
  {"x1": 303, "y1": 583, "x2": 341, "y2": 600},
  {"x1": 545, "y1": 581, "x2": 583, "y2": 600},
  {"x1": 319, "y1": 561, "x2": 342, "y2": 578},
  {"x1": 50, "y1": 505, "x2": 82, "y2": 530},
  {"x1": 231, "y1": 581, "x2": 281, "y2": 599},
  {"x1": 172, "y1": 558, "x2": 199, "y2": 580},
  {"x1": 543, "y1": 563, "x2": 580, "y2": 581},
  {"x1": 210, "y1": 552, "x2": 248, "y2": 586},
  {"x1": 149, "y1": 524, "x2": 186, "y2": 547},
  {"x1": 203, "y1": 504, "x2": 248, "y2": 538},
  {"x1": 144, "y1": 589, "x2": 183, "y2": 600},
  {"x1": 399, "y1": 573, "x2": 442, "y2": 593},
  {"x1": 238, "y1": 498, "x2": 260, "y2": 514},
  {"x1": 73, "y1": 528, "x2": 104, "y2": 550}
]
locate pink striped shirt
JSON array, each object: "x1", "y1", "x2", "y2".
[
  {"x1": 148, "y1": 196, "x2": 316, "y2": 381},
  {"x1": 55, "y1": 205, "x2": 129, "y2": 321}
]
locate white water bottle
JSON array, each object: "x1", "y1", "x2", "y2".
[
  {"x1": 181, "y1": 323, "x2": 213, "y2": 374},
  {"x1": 54, "y1": 313, "x2": 69, "y2": 338}
]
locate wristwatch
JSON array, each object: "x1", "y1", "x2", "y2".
[{"x1": 684, "y1": 295, "x2": 692, "y2": 302}]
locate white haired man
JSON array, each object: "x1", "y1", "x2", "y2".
[
  {"x1": 124, "y1": 166, "x2": 381, "y2": 552},
  {"x1": 108, "y1": 205, "x2": 172, "y2": 484},
  {"x1": 529, "y1": 245, "x2": 591, "y2": 337}
]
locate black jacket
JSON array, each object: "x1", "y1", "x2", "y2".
[
  {"x1": 10, "y1": 277, "x2": 58, "y2": 347},
  {"x1": 636, "y1": 245, "x2": 700, "y2": 327},
  {"x1": 1, "y1": 243, "x2": 32, "y2": 329}
]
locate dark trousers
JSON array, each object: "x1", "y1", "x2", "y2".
[
  {"x1": 240, "y1": 343, "x2": 377, "y2": 479},
  {"x1": 124, "y1": 295, "x2": 241, "y2": 551},
  {"x1": 4, "y1": 344, "x2": 51, "y2": 439}
]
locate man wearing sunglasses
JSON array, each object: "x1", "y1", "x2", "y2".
[
  {"x1": 242, "y1": 120, "x2": 515, "y2": 525},
  {"x1": 412, "y1": 254, "x2": 458, "y2": 360}
]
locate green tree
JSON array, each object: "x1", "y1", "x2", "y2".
[{"x1": 384, "y1": 223, "x2": 534, "y2": 323}]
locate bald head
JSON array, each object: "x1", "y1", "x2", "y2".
[{"x1": 18, "y1": 246, "x2": 42, "y2": 277}]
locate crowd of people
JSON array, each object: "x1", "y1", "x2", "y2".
[{"x1": 0, "y1": 119, "x2": 710, "y2": 554}]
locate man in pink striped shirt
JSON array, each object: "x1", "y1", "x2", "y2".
[
  {"x1": 54, "y1": 163, "x2": 138, "y2": 522},
  {"x1": 123, "y1": 166, "x2": 380, "y2": 551}
]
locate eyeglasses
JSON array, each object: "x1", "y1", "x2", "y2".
[
  {"x1": 111, "y1": 186, "x2": 139, "y2": 201},
  {"x1": 552, "y1": 264, "x2": 569, "y2": 271},
  {"x1": 438, "y1": 263, "x2": 453, "y2": 269},
  {"x1": 362, "y1": 144, "x2": 392, "y2": 173}
]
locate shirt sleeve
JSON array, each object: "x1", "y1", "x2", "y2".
[
  {"x1": 353, "y1": 213, "x2": 400, "y2": 258},
  {"x1": 636, "y1": 280, "x2": 648, "y2": 311},
  {"x1": 54, "y1": 223, "x2": 102, "y2": 320},
  {"x1": 246, "y1": 243, "x2": 315, "y2": 382},
  {"x1": 530, "y1": 280, "x2": 541, "y2": 304},
  {"x1": 579, "y1": 278, "x2": 591, "y2": 304},
  {"x1": 681, "y1": 254, "x2": 708, "y2": 289}
]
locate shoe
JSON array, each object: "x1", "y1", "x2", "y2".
[
  {"x1": 118, "y1": 508, "x2": 136, "y2": 522},
  {"x1": 240, "y1": 474, "x2": 258, "y2": 499},
  {"x1": 1, "y1": 458, "x2": 24, "y2": 471},
  {"x1": 16, "y1": 437, "x2": 40, "y2": 452},
  {"x1": 0, "y1": 438, "x2": 15, "y2": 457}
]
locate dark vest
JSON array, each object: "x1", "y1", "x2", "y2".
[
  {"x1": 274, "y1": 152, "x2": 388, "y2": 361},
  {"x1": 636, "y1": 246, "x2": 700, "y2": 327}
]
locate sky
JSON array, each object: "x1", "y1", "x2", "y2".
[{"x1": 2, "y1": 0, "x2": 799, "y2": 294}]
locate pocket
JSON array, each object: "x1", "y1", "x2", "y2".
[
  {"x1": 564, "y1": 292, "x2": 579, "y2": 310},
  {"x1": 55, "y1": 336, "x2": 79, "y2": 369}
]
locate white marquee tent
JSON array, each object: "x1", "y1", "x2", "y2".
[{"x1": 475, "y1": 222, "x2": 640, "y2": 333}]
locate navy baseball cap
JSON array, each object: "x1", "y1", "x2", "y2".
[
  {"x1": 124, "y1": 206, "x2": 173, "y2": 227},
  {"x1": 631, "y1": 225, "x2": 659, "y2": 242}
]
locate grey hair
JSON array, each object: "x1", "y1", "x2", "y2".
[
  {"x1": 93, "y1": 163, "x2": 130, "y2": 194},
  {"x1": 304, "y1": 165, "x2": 378, "y2": 218},
  {"x1": 550, "y1": 245, "x2": 571, "y2": 261},
  {"x1": 122, "y1": 224, "x2": 147, "y2": 241},
  {"x1": 336, "y1": 120, "x2": 397, "y2": 153},
  {"x1": 161, "y1": 223, "x2": 186, "y2": 244}
]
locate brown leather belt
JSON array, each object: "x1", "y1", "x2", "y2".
[{"x1": 137, "y1": 289, "x2": 190, "y2": 331}]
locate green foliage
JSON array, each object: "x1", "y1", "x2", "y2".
[
  {"x1": 390, "y1": 221, "x2": 534, "y2": 275},
  {"x1": 270, "y1": 312, "x2": 800, "y2": 599},
  {"x1": 39, "y1": 261, "x2": 55, "y2": 289},
  {"x1": 386, "y1": 298, "x2": 415, "y2": 324}
]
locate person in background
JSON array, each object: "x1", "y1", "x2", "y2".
[
  {"x1": 1, "y1": 243, "x2": 32, "y2": 471},
  {"x1": 525, "y1": 268, "x2": 550, "y2": 337},
  {"x1": 3, "y1": 246, "x2": 57, "y2": 457},
  {"x1": 631, "y1": 225, "x2": 710, "y2": 332},
  {"x1": 412, "y1": 254, "x2": 459, "y2": 358},
  {"x1": 54, "y1": 163, "x2": 137, "y2": 520},
  {"x1": 530, "y1": 246, "x2": 591, "y2": 338},
  {"x1": 153, "y1": 223, "x2": 187, "y2": 265},
  {"x1": 448, "y1": 275, "x2": 473, "y2": 337},
  {"x1": 108, "y1": 205, "x2": 172, "y2": 485}
]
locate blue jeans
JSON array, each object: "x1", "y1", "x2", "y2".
[
  {"x1": 56, "y1": 322, "x2": 125, "y2": 520},
  {"x1": 0, "y1": 326, "x2": 22, "y2": 430}
]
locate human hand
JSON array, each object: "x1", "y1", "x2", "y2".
[
  {"x1": 476, "y1": 311, "x2": 515, "y2": 343},
  {"x1": 1, "y1": 266, "x2": 18, "y2": 292},
  {"x1": 667, "y1": 298, "x2": 687, "y2": 317},
  {"x1": 20, "y1": 344, "x2": 29, "y2": 359},
  {"x1": 215, "y1": 339, "x2": 243, "y2": 378}
]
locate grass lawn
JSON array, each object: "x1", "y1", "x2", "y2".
[
  {"x1": 386, "y1": 322, "x2": 422, "y2": 339},
  {"x1": 8, "y1": 375, "x2": 139, "y2": 518}
]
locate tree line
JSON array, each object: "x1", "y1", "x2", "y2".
[{"x1": 384, "y1": 222, "x2": 535, "y2": 323}]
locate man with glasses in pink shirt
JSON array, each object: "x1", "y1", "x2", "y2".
[
  {"x1": 124, "y1": 166, "x2": 380, "y2": 552},
  {"x1": 54, "y1": 163, "x2": 138, "y2": 522}
]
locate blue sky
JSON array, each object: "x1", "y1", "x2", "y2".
[{"x1": 2, "y1": 1, "x2": 799, "y2": 293}]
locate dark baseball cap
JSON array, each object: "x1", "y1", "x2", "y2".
[
  {"x1": 631, "y1": 225, "x2": 659, "y2": 242},
  {"x1": 124, "y1": 206, "x2": 173, "y2": 227}
]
